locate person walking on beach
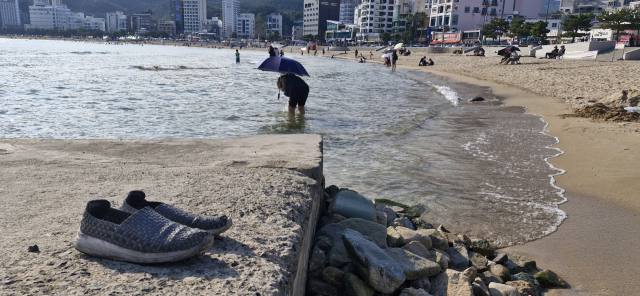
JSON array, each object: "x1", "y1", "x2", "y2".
[
  {"x1": 322, "y1": 48, "x2": 325, "y2": 55},
  {"x1": 235, "y1": 50, "x2": 240, "y2": 64},
  {"x1": 268, "y1": 46, "x2": 276, "y2": 57},
  {"x1": 275, "y1": 47, "x2": 280, "y2": 57},
  {"x1": 277, "y1": 74, "x2": 309, "y2": 115},
  {"x1": 355, "y1": 49, "x2": 358, "y2": 59},
  {"x1": 391, "y1": 50, "x2": 398, "y2": 72}
]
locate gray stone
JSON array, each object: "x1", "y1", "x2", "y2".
[
  {"x1": 503, "y1": 260, "x2": 523, "y2": 275},
  {"x1": 376, "y1": 204, "x2": 397, "y2": 225},
  {"x1": 410, "y1": 277, "x2": 431, "y2": 292},
  {"x1": 385, "y1": 248, "x2": 442, "y2": 280},
  {"x1": 318, "y1": 218, "x2": 388, "y2": 268},
  {"x1": 344, "y1": 273, "x2": 375, "y2": 296},
  {"x1": 387, "y1": 226, "x2": 406, "y2": 248},
  {"x1": 328, "y1": 243, "x2": 351, "y2": 268},
  {"x1": 437, "y1": 225, "x2": 450, "y2": 233},
  {"x1": 487, "y1": 282, "x2": 521, "y2": 296},
  {"x1": 489, "y1": 264, "x2": 511, "y2": 283},
  {"x1": 505, "y1": 280, "x2": 541, "y2": 296},
  {"x1": 457, "y1": 234, "x2": 472, "y2": 248},
  {"x1": 428, "y1": 272, "x2": 449, "y2": 296},
  {"x1": 399, "y1": 287, "x2": 433, "y2": 296},
  {"x1": 462, "y1": 267, "x2": 477, "y2": 285},
  {"x1": 308, "y1": 264, "x2": 325, "y2": 279},
  {"x1": 534, "y1": 270, "x2": 569, "y2": 288},
  {"x1": 315, "y1": 236, "x2": 333, "y2": 252},
  {"x1": 306, "y1": 278, "x2": 338, "y2": 296},
  {"x1": 340, "y1": 263, "x2": 355, "y2": 274},
  {"x1": 309, "y1": 246, "x2": 326, "y2": 271},
  {"x1": 472, "y1": 247, "x2": 495, "y2": 258},
  {"x1": 507, "y1": 254, "x2": 536, "y2": 273},
  {"x1": 342, "y1": 229, "x2": 405, "y2": 293},
  {"x1": 511, "y1": 272, "x2": 541, "y2": 289},
  {"x1": 402, "y1": 241, "x2": 432, "y2": 260},
  {"x1": 396, "y1": 226, "x2": 433, "y2": 249},
  {"x1": 394, "y1": 217, "x2": 415, "y2": 230},
  {"x1": 429, "y1": 248, "x2": 449, "y2": 271},
  {"x1": 376, "y1": 210, "x2": 388, "y2": 227},
  {"x1": 470, "y1": 96, "x2": 486, "y2": 102},
  {"x1": 329, "y1": 190, "x2": 377, "y2": 222},
  {"x1": 319, "y1": 214, "x2": 347, "y2": 228},
  {"x1": 390, "y1": 206, "x2": 405, "y2": 213},
  {"x1": 446, "y1": 243, "x2": 470, "y2": 271},
  {"x1": 479, "y1": 271, "x2": 504, "y2": 285},
  {"x1": 470, "y1": 239, "x2": 490, "y2": 250},
  {"x1": 469, "y1": 252, "x2": 489, "y2": 272},
  {"x1": 472, "y1": 277, "x2": 490, "y2": 296},
  {"x1": 446, "y1": 269, "x2": 475, "y2": 296},
  {"x1": 322, "y1": 266, "x2": 344, "y2": 287},
  {"x1": 416, "y1": 229, "x2": 449, "y2": 251},
  {"x1": 411, "y1": 217, "x2": 435, "y2": 230},
  {"x1": 325, "y1": 185, "x2": 340, "y2": 198},
  {"x1": 338, "y1": 218, "x2": 388, "y2": 249},
  {"x1": 492, "y1": 253, "x2": 508, "y2": 264}
]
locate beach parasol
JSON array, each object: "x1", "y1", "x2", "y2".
[
  {"x1": 507, "y1": 46, "x2": 521, "y2": 52},
  {"x1": 382, "y1": 54, "x2": 391, "y2": 58},
  {"x1": 257, "y1": 57, "x2": 309, "y2": 77},
  {"x1": 394, "y1": 43, "x2": 403, "y2": 50},
  {"x1": 301, "y1": 47, "x2": 307, "y2": 51}
]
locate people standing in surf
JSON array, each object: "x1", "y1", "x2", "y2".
[
  {"x1": 235, "y1": 50, "x2": 240, "y2": 64},
  {"x1": 391, "y1": 50, "x2": 398, "y2": 72},
  {"x1": 268, "y1": 46, "x2": 276, "y2": 57},
  {"x1": 277, "y1": 74, "x2": 309, "y2": 115}
]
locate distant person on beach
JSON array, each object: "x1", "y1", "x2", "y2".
[
  {"x1": 428, "y1": 59, "x2": 434, "y2": 66},
  {"x1": 355, "y1": 49, "x2": 358, "y2": 59},
  {"x1": 419, "y1": 56, "x2": 427, "y2": 66},
  {"x1": 370, "y1": 52, "x2": 373, "y2": 60},
  {"x1": 499, "y1": 49, "x2": 511, "y2": 65},
  {"x1": 546, "y1": 46, "x2": 559, "y2": 59},
  {"x1": 322, "y1": 49, "x2": 325, "y2": 55},
  {"x1": 277, "y1": 74, "x2": 309, "y2": 115},
  {"x1": 359, "y1": 57, "x2": 364, "y2": 63},
  {"x1": 268, "y1": 46, "x2": 276, "y2": 57},
  {"x1": 391, "y1": 51, "x2": 398, "y2": 72},
  {"x1": 275, "y1": 48, "x2": 280, "y2": 57},
  {"x1": 280, "y1": 50, "x2": 284, "y2": 57},
  {"x1": 235, "y1": 50, "x2": 240, "y2": 64},
  {"x1": 314, "y1": 50, "x2": 317, "y2": 56}
]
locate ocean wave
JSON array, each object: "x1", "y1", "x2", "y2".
[
  {"x1": 432, "y1": 84, "x2": 461, "y2": 106},
  {"x1": 131, "y1": 65, "x2": 220, "y2": 71}
]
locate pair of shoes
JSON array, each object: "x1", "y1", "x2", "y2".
[{"x1": 74, "y1": 191, "x2": 232, "y2": 263}]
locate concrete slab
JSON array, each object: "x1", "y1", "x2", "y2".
[{"x1": 0, "y1": 135, "x2": 323, "y2": 295}]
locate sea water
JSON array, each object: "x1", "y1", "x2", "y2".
[{"x1": 0, "y1": 39, "x2": 565, "y2": 247}]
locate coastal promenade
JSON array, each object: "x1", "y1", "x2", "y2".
[{"x1": 0, "y1": 135, "x2": 323, "y2": 295}]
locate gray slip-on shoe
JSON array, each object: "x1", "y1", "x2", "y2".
[
  {"x1": 75, "y1": 200, "x2": 214, "y2": 263},
  {"x1": 120, "y1": 191, "x2": 232, "y2": 236}
]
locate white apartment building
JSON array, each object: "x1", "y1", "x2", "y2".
[
  {"x1": 105, "y1": 11, "x2": 127, "y2": 32},
  {"x1": 266, "y1": 12, "x2": 282, "y2": 35},
  {"x1": 236, "y1": 13, "x2": 254, "y2": 38},
  {"x1": 428, "y1": 0, "x2": 544, "y2": 32},
  {"x1": 293, "y1": 25, "x2": 303, "y2": 39},
  {"x1": 354, "y1": 4, "x2": 363, "y2": 26},
  {"x1": 357, "y1": 0, "x2": 396, "y2": 41},
  {"x1": 303, "y1": 0, "x2": 340, "y2": 37},
  {"x1": 182, "y1": 0, "x2": 205, "y2": 34},
  {"x1": 27, "y1": 0, "x2": 73, "y2": 30},
  {"x1": 340, "y1": 0, "x2": 358, "y2": 23},
  {"x1": 83, "y1": 15, "x2": 105, "y2": 31},
  {"x1": 222, "y1": 0, "x2": 238, "y2": 38},
  {"x1": 0, "y1": 0, "x2": 20, "y2": 27}
]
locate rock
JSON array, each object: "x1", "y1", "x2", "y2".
[
  {"x1": 322, "y1": 266, "x2": 344, "y2": 287},
  {"x1": 506, "y1": 280, "x2": 541, "y2": 296},
  {"x1": 307, "y1": 278, "x2": 338, "y2": 296},
  {"x1": 470, "y1": 239, "x2": 490, "y2": 250},
  {"x1": 602, "y1": 89, "x2": 640, "y2": 107},
  {"x1": 340, "y1": 263, "x2": 356, "y2": 274},
  {"x1": 390, "y1": 206, "x2": 405, "y2": 213},
  {"x1": 479, "y1": 271, "x2": 504, "y2": 285},
  {"x1": 492, "y1": 253, "x2": 508, "y2": 264},
  {"x1": 27, "y1": 245, "x2": 39, "y2": 253},
  {"x1": 309, "y1": 246, "x2": 325, "y2": 271},
  {"x1": 461, "y1": 267, "x2": 477, "y2": 284},
  {"x1": 344, "y1": 273, "x2": 375, "y2": 296},
  {"x1": 309, "y1": 264, "x2": 325, "y2": 279},
  {"x1": 472, "y1": 247, "x2": 495, "y2": 258},
  {"x1": 394, "y1": 217, "x2": 416, "y2": 230},
  {"x1": 387, "y1": 226, "x2": 406, "y2": 247},
  {"x1": 446, "y1": 243, "x2": 470, "y2": 271},
  {"x1": 385, "y1": 248, "x2": 442, "y2": 280},
  {"x1": 402, "y1": 241, "x2": 432, "y2": 260},
  {"x1": 534, "y1": 270, "x2": 569, "y2": 288},
  {"x1": 315, "y1": 236, "x2": 333, "y2": 252},
  {"x1": 411, "y1": 217, "x2": 435, "y2": 230},
  {"x1": 338, "y1": 218, "x2": 388, "y2": 248},
  {"x1": 511, "y1": 272, "x2": 541, "y2": 289},
  {"x1": 446, "y1": 269, "x2": 473, "y2": 296},
  {"x1": 376, "y1": 204, "x2": 397, "y2": 225},
  {"x1": 507, "y1": 254, "x2": 536, "y2": 273},
  {"x1": 325, "y1": 185, "x2": 340, "y2": 198},
  {"x1": 319, "y1": 214, "x2": 347, "y2": 228},
  {"x1": 376, "y1": 210, "x2": 388, "y2": 227},
  {"x1": 429, "y1": 248, "x2": 449, "y2": 271},
  {"x1": 437, "y1": 225, "x2": 450, "y2": 233},
  {"x1": 410, "y1": 277, "x2": 431, "y2": 292},
  {"x1": 329, "y1": 190, "x2": 377, "y2": 222},
  {"x1": 396, "y1": 227, "x2": 433, "y2": 249},
  {"x1": 503, "y1": 260, "x2": 523, "y2": 275},
  {"x1": 416, "y1": 229, "x2": 449, "y2": 251},
  {"x1": 457, "y1": 234, "x2": 472, "y2": 248},
  {"x1": 342, "y1": 229, "x2": 405, "y2": 293},
  {"x1": 472, "y1": 277, "x2": 490, "y2": 296},
  {"x1": 469, "y1": 96, "x2": 485, "y2": 102},
  {"x1": 489, "y1": 263, "x2": 511, "y2": 283},
  {"x1": 428, "y1": 272, "x2": 448, "y2": 296},
  {"x1": 469, "y1": 252, "x2": 489, "y2": 272},
  {"x1": 487, "y1": 282, "x2": 521, "y2": 296},
  {"x1": 444, "y1": 233, "x2": 462, "y2": 247},
  {"x1": 318, "y1": 218, "x2": 388, "y2": 268},
  {"x1": 399, "y1": 287, "x2": 433, "y2": 296}
]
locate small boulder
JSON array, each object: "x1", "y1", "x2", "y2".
[
  {"x1": 489, "y1": 263, "x2": 511, "y2": 283},
  {"x1": 319, "y1": 214, "x2": 347, "y2": 228},
  {"x1": 325, "y1": 185, "x2": 340, "y2": 198},
  {"x1": 309, "y1": 246, "x2": 325, "y2": 271},
  {"x1": 505, "y1": 280, "x2": 541, "y2": 296},
  {"x1": 387, "y1": 226, "x2": 406, "y2": 247},
  {"x1": 342, "y1": 229, "x2": 406, "y2": 293},
  {"x1": 437, "y1": 225, "x2": 450, "y2": 233},
  {"x1": 402, "y1": 241, "x2": 432, "y2": 260},
  {"x1": 429, "y1": 248, "x2": 450, "y2": 271},
  {"x1": 492, "y1": 253, "x2": 508, "y2": 264},
  {"x1": 446, "y1": 269, "x2": 475, "y2": 296},
  {"x1": 385, "y1": 247, "x2": 442, "y2": 280},
  {"x1": 396, "y1": 226, "x2": 433, "y2": 249},
  {"x1": 534, "y1": 270, "x2": 569, "y2": 288},
  {"x1": 469, "y1": 252, "x2": 489, "y2": 272},
  {"x1": 376, "y1": 210, "x2": 388, "y2": 227},
  {"x1": 472, "y1": 247, "x2": 495, "y2": 258},
  {"x1": 472, "y1": 277, "x2": 490, "y2": 296},
  {"x1": 416, "y1": 229, "x2": 449, "y2": 250},
  {"x1": 315, "y1": 236, "x2": 333, "y2": 252},
  {"x1": 399, "y1": 287, "x2": 433, "y2": 296},
  {"x1": 503, "y1": 260, "x2": 523, "y2": 275},
  {"x1": 428, "y1": 272, "x2": 449, "y2": 296},
  {"x1": 469, "y1": 96, "x2": 485, "y2": 102},
  {"x1": 444, "y1": 233, "x2": 462, "y2": 247},
  {"x1": 461, "y1": 267, "x2": 477, "y2": 285},
  {"x1": 470, "y1": 239, "x2": 490, "y2": 250},
  {"x1": 390, "y1": 206, "x2": 405, "y2": 213},
  {"x1": 456, "y1": 234, "x2": 472, "y2": 248},
  {"x1": 410, "y1": 277, "x2": 431, "y2": 292},
  {"x1": 306, "y1": 278, "x2": 338, "y2": 296},
  {"x1": 507, "y1": 254, "x2": 536, "y2": 273},
  {"x1": 338, "y1": 218, "x2": 387, "y2": 248},
  {"x1": 446, "y1": 242, "x2": 470, "y2": 271},
  {"x1": 375, "y1": 204, "x2": 397, "y2": 225},
  {"x1": 511, "y1": 272, "x2": 541, "y2": 290},
  {"x1": 344, "y1": 273, "x2": 375, "y2": 296},
  {"x1": 411, "y1": 217, "x2": 435, "y2": 230},
  {"x1": 329, "y1": 190, "x2": 377, "y2": 222},
  {"x1": 322, "y1": 266, "x2": 344, "y2": 287},
  {"x1": 479, "y1": 271, "x2": 504, "y2": 285},
  {"x1": 394, "y1": 217, "x2": 416, "y2": 230},
  {"x1": 487, "y1": 282, "x2": 521, "y2": 296}
]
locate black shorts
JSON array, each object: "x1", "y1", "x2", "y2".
[{"x1": 288, "y1": 87, "x2": 309, "y2": 108}]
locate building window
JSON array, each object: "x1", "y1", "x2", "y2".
[
  {"x1": 473, "y1": 7, "x2": 479, "y2": 13},
  {"x1": 464, "y1": 6, "x2": 470, "y2": 13},
  {"x1": 451, "y1": 14, "x2": 458, "y2": 26},
  {"x1": 444, "y1": 15, "x2": 450, "y2": 25},
  {"x1": 552, "y1": 22, "x2": 557, "y2": 28}
]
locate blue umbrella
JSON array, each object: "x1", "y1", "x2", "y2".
[{"x1": 257, "y1": 57, "x2": 310, "y2": 77}]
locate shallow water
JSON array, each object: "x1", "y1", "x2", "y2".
[{"x1": 0, "y1": 39, "x2": 565, "y2": 246}]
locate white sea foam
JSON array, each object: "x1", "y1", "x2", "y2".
[{"x1": 433, "y1": 84, "x2": 461, "y2": 106}]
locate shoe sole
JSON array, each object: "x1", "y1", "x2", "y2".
[
  {"x1": 74, "y1": 232, "x2": 214, "y2": 263},
  {"x1": 206, "y1": 218, "x2": 233, "y2": 236}
]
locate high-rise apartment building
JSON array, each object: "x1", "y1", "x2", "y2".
[
  {"x1": 303, "y1": 0, "x2": 340, "y2": 38},
  {"x1": 391, "y1": 0, "x2": 426, "y2": 34},
  {"x1": 428, "y1": 0, "x2": 544, "y2": 32},
  {"x1": 236, "y1": 13, "x2": 254, "y2": 38},
  {"x1": 130, "y1": 9, "x2": 159, "y2": 33},
  {"x1": 222, "y1": 0, "x2": 239, "y2": 38},
  {"x1": 182, "y1": 0, "x2": 205, "y2": 34},
  {"x1": 357, "y1": 0, "x2": 395, "y2": 41},
  {"x1": 0, "y1": 0, "x2": 29, "y2": 28},
  {"x1": 105, "y1": 11, "x2": 127, "y2": 32},
  {"x1": 339, "y1": 0, "x2": 357, "y2": 24},
  {"x1": 266, "y1": 12, "x2": 282, "y2": 36},
  {"x1": 170, "y1": 0, "x2": 184, "y2": 34},
  {"x1": 27, "y1": 0, "x2": 72, "y2": 30}
]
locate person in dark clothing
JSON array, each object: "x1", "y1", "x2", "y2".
[
  {"x1": 428, "y1": 59, "x2": 434, "y2": 66},
  {"x1": 355, "y1": 49, "x2": 358, "y2": 59},
  {"x1": 546, "y1": 46, "x2": 559, "y2": 59},
  {"x1": 391, "y1": 51, "x2": 398, "y2": 72},
  {"x1": 277, "y1": 74, "x2": 310, "y2": 115},
  {"x1": 419, "y1": 56, "x2": 427, "y2": 66},
  {"x1": 268, "y1": 46, "x2": 276, "y2": 57}
]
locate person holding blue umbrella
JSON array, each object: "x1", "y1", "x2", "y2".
[{"x1": 257, "y1": 57, "x2": 310, "y2": 115}]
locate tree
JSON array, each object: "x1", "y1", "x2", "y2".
[
  {"x1": 231, "y1": 32, "x2": 238, "y2": 38},
  {"x1": 509, "y1": 17, "x2": 530, "y2": 43},
  {"x1": 401, "y1": 31, "x2": 413, "y2": 43},
  {"x1": 481, "y1": 18, "x2": 509, "y2": 45},
  {"x1": 597, "y1": 8, "x2": 635, "y2": 42},
  {"x1": 267, "y1": 30, "x2": 280, "y2": 41},
  {"x1": 530, "y1": 20, "x2": 550, "y2": 42},
  {"x1": 302, "y1": 34, "x2": 314, "y2": 42},
  {"x1": 392, "y1": 33, "x2": 402, "y2": 42},
  {"x1": 380, "y1": 32, "x2": 392, "y2": 43},
  {"x1": 414, "y1": 11, "x2": 428, "y2": 43},
  {"x1": 405, "y1": 13, "x2": 414, "y2": 42},
  {"x1": 629, "y1": 7, "x2": 640, "y2": 46},
  {"x1": 561, "y1": 13, "x2": 593, "y2": 42}
]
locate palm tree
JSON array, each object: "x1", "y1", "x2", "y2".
[
  {"x1": 414, "y1": 11, "x2": 428, "y2": 43},
  {"x1": 406, "y1": 13, "x2": 414, "y2": 43}
]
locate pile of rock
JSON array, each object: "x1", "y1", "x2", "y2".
[{"x1": 306, "y1": 186, "x2": 569, "y2": 296}]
